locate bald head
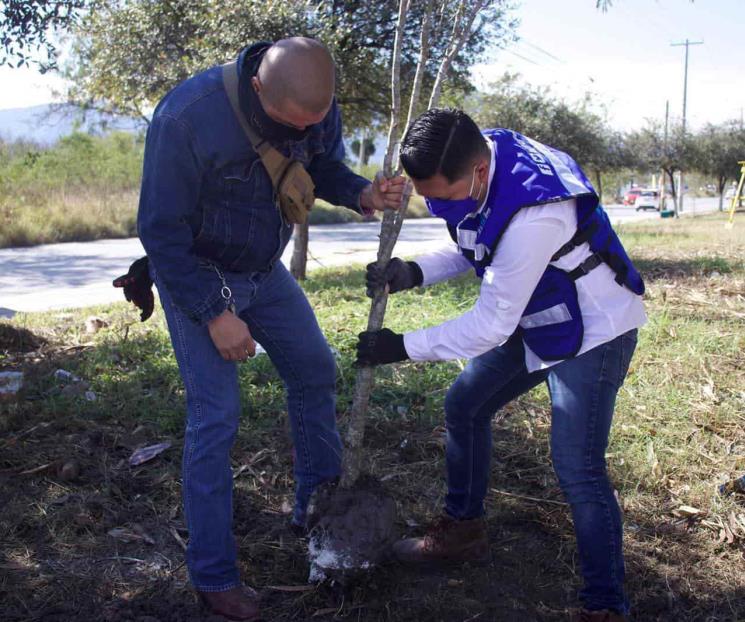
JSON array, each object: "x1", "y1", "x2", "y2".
[{"x1": 256, "y1": 37, "x2": 335, "y2": 119}]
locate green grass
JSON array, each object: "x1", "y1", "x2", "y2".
[{"x1": 2, "y1": 213, "x2": 745, "y2": 620}]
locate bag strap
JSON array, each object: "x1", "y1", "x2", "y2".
[
  {"x1": 221, "y1": 60, "x2": 292, "y2": 188},
  {"x1": 566, "y1": 252, "x2": 604, "y2": 281},
  {"x1": 551, "y1": 219, "x2": 600, "y2": 262}
]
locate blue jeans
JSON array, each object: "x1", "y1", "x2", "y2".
[
  {"x1": 153, "y1": 261, "x2": 342, "y2": 591},
  {"x1": 444, "y1": 330, "x2": 637, "y2": 614}
]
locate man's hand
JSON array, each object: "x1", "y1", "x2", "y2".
[
  {"x1": 366, "y1": 257, "x2": 423, "y2": 298},
  {"x1": 208, "y1": 310, "x2": 256, "y2": 362},
  {"x1": 360, "y1": 172, "x2": 409, "y2": 212},
  {"x1": 113, "y1": 256, "x2": 154, "y2": 322},
  {"x1": 355, "y1": 328, "x2": 409, "y2": 367}
]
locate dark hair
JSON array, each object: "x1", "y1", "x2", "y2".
[{"x1": 400, "y1": 108, "x2": 487, "y2": 182}]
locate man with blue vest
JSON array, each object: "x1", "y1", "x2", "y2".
[{"x1": 356, "y1": 108, "x2": 645, "y2": 621}]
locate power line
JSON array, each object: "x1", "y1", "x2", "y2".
[
  {"x1": 503, "y1": 48, "x2": 542, "y2": 66},
  {"x1": 518, "y1": 39, "x2": 564, "y2": 63}
]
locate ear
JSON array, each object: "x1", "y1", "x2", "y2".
[
  {"x1": 477, "y1": 156, "x2": 490, "y2": 183},
  {"x1": 251, "y1": 76, "x2": 262, "y2": 94}
]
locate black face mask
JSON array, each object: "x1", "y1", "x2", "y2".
[{"x1": 245, "y1": 81, "x2": 311, "y2": 144}]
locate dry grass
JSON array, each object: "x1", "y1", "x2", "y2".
[{"x1": 0, "y1": 190, "x2": 139, "y2": 248}]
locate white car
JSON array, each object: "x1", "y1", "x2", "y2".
[{"x1": 635, "y1": 189, "x2": 661, "y2": 211}]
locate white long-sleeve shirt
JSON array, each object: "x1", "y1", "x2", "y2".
[{"x1": 403, "y1": 198, "x2": 647, "y2": 372}]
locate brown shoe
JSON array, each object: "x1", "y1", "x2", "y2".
[
  {"x1": 392, "y1": 514, "x2": 489, "y2": 565},
  {"x1": 568, "y1": 608, "x2": 627, "y2": 622},
  {"x1": 197, "y1": 585, "x2": 261, "y2": 621}
]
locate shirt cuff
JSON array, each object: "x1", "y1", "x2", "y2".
[
  {"x1": 357, "y1": 182, "x2": 375, "y2": 216},
  {"x1": 403, "y1": 330, "x2": 432, "y2": 362}
]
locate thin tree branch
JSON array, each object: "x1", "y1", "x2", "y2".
[
  {"x1": 429, "y1": 0, "x2": 488, "y2": 109},
  {"x1": 405, "y1": 0, "x2": 434, "y2": 129}
]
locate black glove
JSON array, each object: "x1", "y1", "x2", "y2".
[
  {"x1": 355, "y1": 328, "x2": 409, "y2": 367},
  {"x1": 113, "y1": 256, "x2": 154, "y2": 322},
  {"x1": 365, "y1": 258, "x2": 423, "y2": 298}
]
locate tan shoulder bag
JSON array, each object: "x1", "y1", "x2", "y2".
[{"x1": 222, "y1": 61, "x2": 315, "y2": 224}]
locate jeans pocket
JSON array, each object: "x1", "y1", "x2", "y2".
[{"x1": 616, "y1": 329, "x2": 638, "y2": 388}]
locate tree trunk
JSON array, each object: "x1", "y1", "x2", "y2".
[
  {"x1": 341, "y1": 0, "x2": 489, "y2": 488},
  {"x1": 665, "y1": 168, "x2": 677, "y2": 202},
  {"x1": 594, "y1": 169, "x2": 603, "y2": 202},
  {"x1": 290, "y1": 221, "x2": 309, "y2": 280},
  {"x1": 718, "y1": 175, "x2": 726, "y2": 211},
  {"x1": 341, "y1": 0, "x2": 411, "y2": 487}
]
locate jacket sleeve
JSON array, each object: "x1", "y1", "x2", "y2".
[
  {"x1": 137, "y1": 113, "x2": 227, "y2": 325},
  {"x1": 307, "y1": 99, "x2": 371, "y2": 212}
]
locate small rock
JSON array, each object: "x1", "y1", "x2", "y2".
[
  {"x1": 54, "y1": 369, "x2": 80, "y2": 383},
  {"x1": 61, "y1": 382, "x2": 90, "y2": 397},
  {"x1": 85, "y1": 316, "x2": 109, "y2": 334},
  {"x1": 0, "y1": 371, "x2": 23, "y2": 399},
  {"x1": 674, "y1": 505, "x2": 701, "y2": 518},
  {"x1": 396, "y1": 405, "x2": 408, "y2": 416},
  {"x1": 84, "y1": 391, "x2": 97, "y2": 402}
]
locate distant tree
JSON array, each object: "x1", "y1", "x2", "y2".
[
  {"x1": 690, "y1": 121, "x2": 745, "y2": 211},
  {"x1": 470, "y1": 74, "x2": 615, "y2": 193},
  {"x1": 624, "y1": 121, "x2": 693, "y2": 204},
  {"x1": 1, "y1": 0, "x2": 88, "y2": 70},
  {"x1": 350, "y1": 137, "x2": 376, "y2": 167}
]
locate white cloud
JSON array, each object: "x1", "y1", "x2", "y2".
[{"x1": 0, "y1": 66, "x2": 68, "y2": 111}]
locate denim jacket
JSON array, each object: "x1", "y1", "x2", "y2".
[{"x1": 137, "y1": 42, "x2": 370, "y2": 325}]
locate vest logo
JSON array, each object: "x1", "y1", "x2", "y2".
[{"x1": 514, "y1": 135, "x2": 555, "y2": 177}]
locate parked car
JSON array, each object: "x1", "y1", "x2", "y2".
[
  {"x1": 623, "y1": 187, "x2": 643, "y2": 206},
  {"x1": 635, "y1": 189, "x2": 661, "y2": 211}
]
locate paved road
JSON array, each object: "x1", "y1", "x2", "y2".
[{"x1": 0, "y1": 199, "x2": 720, "y2": 317}]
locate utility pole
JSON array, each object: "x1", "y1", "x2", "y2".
[
  {"x1": 671, "y1": 39, "x2": 703, "y2": 214},
  {"x1": 662, "y1": 100, "x2": 670, "y2": 214}
]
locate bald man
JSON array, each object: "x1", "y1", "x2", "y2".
[{"x1": 135, "y1": 38, "x2": 405, "y2": 620}]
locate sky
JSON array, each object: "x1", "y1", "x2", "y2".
[
  {"x1": 474, "y1": 0, "x2": 745, "y2": 130},
  {"x1": 0, "y1": 0, "x2": 743, "y2": 133}
]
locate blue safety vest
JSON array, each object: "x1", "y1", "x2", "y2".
[{"x1": 447, "y1": 128, "x2": 644, "y2": 361}]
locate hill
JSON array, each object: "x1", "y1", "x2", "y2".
[{"x1": 0, "y1": 103, "x2": 145, "y2": 144}]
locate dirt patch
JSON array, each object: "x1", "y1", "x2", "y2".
[
  {"x1": 307, "y1": 476, "x2": 397, "y2": 582},
  {"x1": 0, "y1": 322, "x2": 47, "y2": 354}
]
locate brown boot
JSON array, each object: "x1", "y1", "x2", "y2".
[
  {"x1": 392, "y1": 514, "x2": 489, "y2": 565},
  {"x1": 197, "y1": 585, "x2": 261, "y2": 621},
  {"x1": 568, "y1": 608, "x2": 627, "y2": 622}
]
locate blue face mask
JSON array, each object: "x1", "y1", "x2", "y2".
[{"x1": 424, "y1": 167, "x2": 483, "y2": 227}]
